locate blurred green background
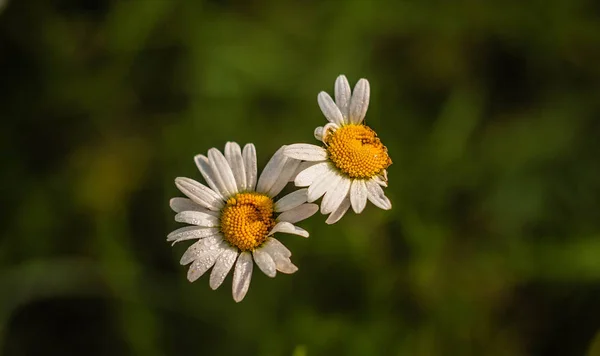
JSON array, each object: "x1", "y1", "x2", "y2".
[{"x1": 1, "y1": 0, "x2": 600, "y2": 355}]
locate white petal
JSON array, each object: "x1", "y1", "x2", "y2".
[
  {"x1": 334, "y1": 74, "x2": 351, "y2": 121},
  {"x1": 374, "y1": 169, "x2": 388, "y2": 187},
  {"x1": 268, "y1": 221, "x2": 309, "y2": 238},
  {"x1": 169, "y1": 197, "x2": 198, "y2": 213},
  {"x1": 208, "y1": 148, "x2": 238, "y2": 198},
  {"x1": 180, "y1": 235, "x2": 223, "y2": 265},
  {"x1": 187, "y1": 242, "x2": 224, "y2": 282},
  {"x1": 325, "y1": 196, "x2": 351, "y2": 224},
  {"x1": 232, "y1": 251, "x2": 253, "y2": 302},
  {"x1": 174, "y1": 177, "x2": 224, "y2": 211},
  {"x1": 314, "y1": 126, "x2": 324, "y2": 141},
  {"x1": 284, "y1": 144, "x2": 328, "y2": 162},
  {"x1": 350, "y1": 179, "x2": 368, "y2": 214},
  {"x1": 224, "y1": 142, "x2": 247, "y2": 192},
  {"x1": 274, "y1": 188, "x2": 308, "y2": 212},
  {"x1": 256, "y1": 146, "x2": 286, "y2": 195},
  {"x1": 252, "y1": 249, "x2": 276, "y2": 278},
  {"x1": 365, "y1": 179, "x2": 392, "y2": 210},
  {"x1": 306, "y1": 167, "x2": 338, "y2": 202},
  {"x1": 380, "y1": 169, "x2": 388, "y2": 182},
  {"x1": 267, "y1": 159, "x2": 301, "y2": 198},
  {"x1": 320, "y1": 173, "x2": 351, "y2": 214},
  {"x1": 242, "y1": 144, "x2": 258, "y2": 191},
  {"x1": 348, "y1": 78, "x2": 370, "y2": 124},
  {"x1": 167, "y1": 226, "x2": 220, "y2": 244},
  {"x1": 169, "y1": 197, "x2": 219, "y2": 214},
  {"x1": 174, "y1": 210, "x2": 219, "y2": 227},
  {"x1": 209, "y1": 245, "x2": 238, "y2": 290},
  {"x1": 294, "y1": 162, "x2": 331, "y2": 187},
  {"x1": 277, "y1": 203, "x2": 318, "y2": 224},
  {"x1": 194, "y1": 154, "x2": 224, "y2": 200},
  {"x1": 318, "y1": 91, "x2": 344, "y2": 125},
  {"x1": 261, "y1": 237, "x2": 291, "y2": 258},
  {"x1": 267, "y1": 251, "x2": 298, "y2": 274},
  {"x1": 373, "y1": 174, "x2": 388, "y2": 187},
  {"x1": 289, "y1": 161, "x2": 318, "y2": 182}
]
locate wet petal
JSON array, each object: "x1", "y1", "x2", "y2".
[
  {"x1": 268, "y1": 221, "x2": 309, "y2": 238},
  {"x1": 174, "y1": 210, "x2": 219, "y2": 227},
  {"x1": 334, "y1": 74, "x2": 351, "y2": 121},
  {"x1": 277, "y1": 203, "x2": 318, "y2": 224},
  {"x1": 224, "y1": 142, "x2": 247, "y2": 192},
  {"x1": 209, "y1": 245, "x2": 238, "y2": 290},
  {"x1": 350, "y1": 179, "x2": 368, "y2": 214},
  {"x1": 318, "y1": 91, "x2": 344, "y2": 125},
  {"x1": 232, "y1": 252, "x2": 253, "y2": 302},
  {"x1": 274, "y1": 189, "x2": 308, "y2": 212},
  {"x1": 284, "y1": 144, "x2": 328, "y2": 162},
  {"x1": 325, "y1": 196, "x2": 351, "y2": 224},
  {"x1": 348, "y1": 78, "x2": 370, "y2": 124},
  {"x1": 365, "y1": 179, "x2": 392, "y2": 210},
  {"x1": 253, "y1": 249, "x2": 276, "y2": 278},
  {"x1": 174, "y1": 177, "x2": 223, "y2": 211},
  {"x1": 294, "y1": 162, "x2": 331, "y2": 187},
  {"x1": 320, "y1": 173, "x2": 350, "y2": 214}
]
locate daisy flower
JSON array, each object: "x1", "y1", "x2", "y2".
[
  {"x1": 284, "y1": 75, "x2": 392, "y2": 224},
  {"x1": 168, "y1": 142, "x2": 318, "y2": 302}
]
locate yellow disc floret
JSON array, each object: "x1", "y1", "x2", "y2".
[
  {"x1": 220, "y1": 192, "x2": 276, "y2": 251},
  {"x1": 326, "y1": 124, "x2": 392, "y2": 179}
]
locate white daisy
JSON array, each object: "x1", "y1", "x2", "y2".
[
  {"x1": 284, "y1": 75, "x2": 392, "y2": 224},
  {"x1": 168, "y1": 142, "x2": 318, "y2": 302}
]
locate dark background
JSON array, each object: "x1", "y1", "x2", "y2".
[{"x1": 1, "y1": 0, "x2": 600, "y2": 355}]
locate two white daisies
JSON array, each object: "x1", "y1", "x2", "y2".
[{"x1": 168, "y1": 75, "x2": 392, "y2": 302}]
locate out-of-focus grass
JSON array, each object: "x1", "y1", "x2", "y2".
[{"x1": 1, "y1": 0, "x2": 600, "y2": 355}]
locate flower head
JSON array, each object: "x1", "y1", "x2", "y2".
[
  {"x1": 169, "y1": 143, "x2": 318, "y2": 302},
  {"x1": 284, "y1": 75, "x2": 392, "y2": 224}
]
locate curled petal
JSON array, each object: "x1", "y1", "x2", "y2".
[
  {"x1": 268, "y1": 221, "x2": 309, "y2": 238},
  {"x1": 314, "y1": 126, "x2": 324, "y2": 141}
]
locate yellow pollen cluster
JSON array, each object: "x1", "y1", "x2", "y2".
[
  {"x1": 326, "y1": 124, "x2": 392, "y2": 179},
  {"x1": 220, "y1": 193, "x2": 276, "y2": 252}
]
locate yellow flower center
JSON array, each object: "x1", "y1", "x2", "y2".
[
  {"x1": 220, "y1": 192, "x2": 276, "y2": 252},
  {"x1": 326, "y1": 124, "x2": 392, "y2": 179}
]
